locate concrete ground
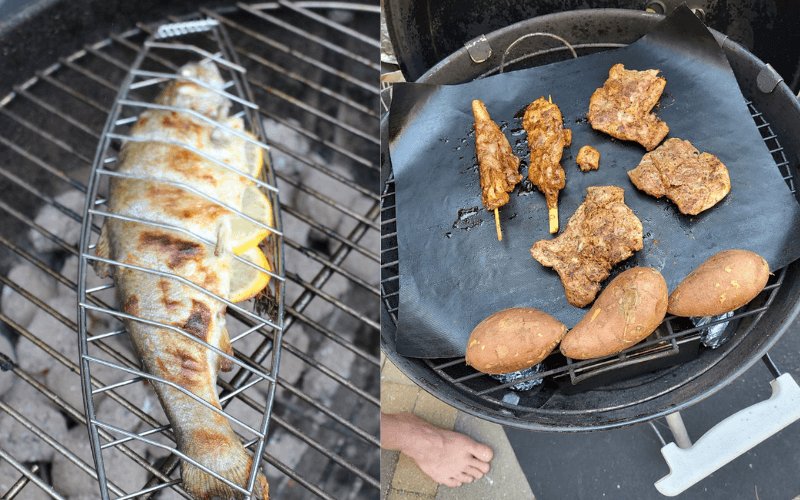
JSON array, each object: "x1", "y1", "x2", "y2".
[{"x1": 380, "y1": 355, "x2": 535, "y2": 500}]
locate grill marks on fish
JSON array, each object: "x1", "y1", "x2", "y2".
[
  {"x1": 123, "y1": 295, "x2": 139, "y2": 316},
  {"x1": 153, "y1": 344, "x2": 213, "y2": 392},
  {"x1": 158, "y1": 279, "x2": 182, "y2": 310},
  {"x1": 139, "y1": 231, "x2": 204, "y2": 269},
  {"x1": 161, "y1": 109, "x2": 207, "y2": 136},
  {"x1": 143, "y1": 184, "x2": 230, "y2": 221},
  {"x1": 131, "y1": 110, "x2": 205, "y2": 149},
  {"x1": 169, "y1": 148, "x2": 218, "y2": 185},
  {"x1": 122, "y1": 143, "x2": 219, "y2": 186},
  {"x1": 181, "y1": 299, "x2": 213, "y2": 341}
]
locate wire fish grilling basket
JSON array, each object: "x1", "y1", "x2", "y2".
[{"x1": 77, "y1": 18, "x2": 285, "y2": 499}]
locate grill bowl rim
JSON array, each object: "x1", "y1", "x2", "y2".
[{"x1": 380, "y1": 8, "x2": 800, "y2": 431}]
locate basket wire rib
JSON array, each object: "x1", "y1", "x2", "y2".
[
  {"x1": 76, "y1": 19, "x2": 286, "y2": 499},
  {"x1": 380, "y1": 45, "x2": 797, "y2": 415},
  {"x1": 0, "y1": 3, "x2": 379, "y2": 500}
]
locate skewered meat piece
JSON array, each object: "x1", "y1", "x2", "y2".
[
  {"x1": 530, "y1": 186, "x2": 643, "y2": 307},
  {"x1": 628, "y1": 138, "x2": 730, "y2": 215},
  {"x1": 576, "y1": 145, "x2": 600, "y2": 172},
  {"x1": 472, "y1": 99, "x2": 522, "y2": 211},
  {"x1": 588, "y1": 64, "x2": 669, "y2": 151},
  {"x1": 523, "y1": 97, "x2": 572, "y2": 233}
]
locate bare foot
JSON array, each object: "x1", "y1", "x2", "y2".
[{"x1": 381, "y1": 412, "x2": 494, "y2": 488}]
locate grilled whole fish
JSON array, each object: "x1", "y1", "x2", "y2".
[{"x1": 95, "y1": 61, "x2": 269, "y2": 499}]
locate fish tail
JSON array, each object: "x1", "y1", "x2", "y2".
[{"x1": 181, "y1": 444, "x2": 269, "y2": 500}]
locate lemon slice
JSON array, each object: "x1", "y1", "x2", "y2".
[
  {"x1": 231, "y1": 185, "x2": 274, "y2": 255},
  {"x1": 230, "y1": 247, "x2": 271, "y2": 303}
]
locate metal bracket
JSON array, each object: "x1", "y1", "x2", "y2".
[
  {"x1": 465, "y1": 35, "x2": 492, "y2": 64},
  {"x1": 154, "y1": 19, "x2": 219, "y2": 40},
  {"x1": 757, "y1": 63, "x2": 784, "y2": 94},
  {"x1": 655, "y1": 372, "x2": 800, "y2": 496}
]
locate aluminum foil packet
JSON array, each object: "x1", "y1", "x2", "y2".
[
  {"x1": 694, "y1": 311, "x2": 735, "y2": 348},
  {"x1": 491, "y1": 363, "x2": 545, "y2": 392}
]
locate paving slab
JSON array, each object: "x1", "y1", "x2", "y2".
[
  {"x1": 382, "y1": 358, "x2": 415, "y2": 386},
  {"x1": 382, "y1": 382, "x2": 420, "y2": 414},
  {"x1": 413, "y1": 390, "x2": 458, "y2": 431},
  {"x1": 392, "y1": 453, "x2": 439, "y2": 497},
  {"x1": 381, "y1": 450, "x2": 400, "y2": 499},
  {"x1": 387, "y1": 489, "x2": 435, "y2": 500}
]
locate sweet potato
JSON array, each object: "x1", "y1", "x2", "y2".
[
  {"x1": 465, "y1": 307, "x2": 567, "y2": 374},
  {"x1": 560, "y1": 267, "x2": 667, "y2": 360},
  {"x1": 668, "y1": 249, "x2": 769, "y2": 317}
]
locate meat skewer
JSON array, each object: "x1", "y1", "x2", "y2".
[
  {"x1": 523, "y1": 96, "x2": 572, "y2": 234},
  {"x1": 472, "y1": 99, "x2": 522, "y2": 241}
]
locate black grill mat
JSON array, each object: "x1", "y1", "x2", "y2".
[{"x1": 387, "y1": 6, "x2": 800, "y2": 358}]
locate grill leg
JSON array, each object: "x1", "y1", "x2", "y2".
[{"x1": 664, "y1": 412, "x2": 692, "y2": 448}]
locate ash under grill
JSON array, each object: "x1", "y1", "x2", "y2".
[
  {"x1": 0, "y1": 2, "x2": 379, "y2": 499},
  {"x1": 380, "y1": 42, "x2": 796, "y2": 422}
]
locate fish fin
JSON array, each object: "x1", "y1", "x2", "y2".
[
  {"x1": 215, "y1": 220, "x2": 231, "y2": 257},
  {"x1": 226, "y1": 115, "x2": 244, "y2": 131},
  {"x1": 181, "y1": 445, "x2": 269, "y2": 499},
  {"x1": 93, "y1": 225, "x2": 112, "y2": 278},
  {"x1": 218, "y1": 328, "x2": 234, "y2": 372}
]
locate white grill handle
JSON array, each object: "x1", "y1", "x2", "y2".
[{"x1": 655, "y1": 372, "x2": 800, "y2": 496}]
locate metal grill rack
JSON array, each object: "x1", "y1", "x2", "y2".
[
  {"x1": 380, "y1": 46, "x2": 796, "y2": 415},
  {"x1": 0, "y1": 2, "x2": 379, "y2": 499}
]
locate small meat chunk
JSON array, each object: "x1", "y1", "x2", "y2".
[
  {"x1": 472, "y1": 99, "x2": 522, "y2": 211},
  {"x1": 588, "y1": 64, "x2": 669, "y2": 151},
  {"x1": 530, "y1": 186, "x2": 643, "y2": 307},
  {"x1": 628, "y1": 138, "x2": 730, "y2": 215},
  {"x1": 576, "y1": 145, "x2": 600, "y2": 171}
]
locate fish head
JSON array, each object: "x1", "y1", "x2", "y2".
[{"x1": 156, "y1": 61, "x2": 231, "y2": 120}]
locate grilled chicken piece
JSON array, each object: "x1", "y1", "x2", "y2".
[
  {"x1": 95, "y1": 62, "x2": 269, "y2": 499},
  {"x1": 472, "y1": 99, "x2": 522, "y2": 211},
  {"x1": 530, "y1": 186, "x2": 643, "y2": 307},
  {"x1": 588, "y1": 64, "x2": 669, "y2": 151},
  {"x1": 576, "y1": 145, "x2": 600, "y2": 172},
  {"x1": 523, "y1": 97, "x2": 572, "y2": 233},
  {"x1": 628, "y1": 138, "x2": 730, "y2": 215}
]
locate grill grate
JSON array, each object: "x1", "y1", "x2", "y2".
[
  {"x1": 380, "y1": 58, "x2": 795, "y2": 417},
  {"x1": 0, "y1": 2, "x2": 379, "y2": 499}
]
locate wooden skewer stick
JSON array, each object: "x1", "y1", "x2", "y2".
[
  {"x1": 547, "y1": 95, "x2": 558, "y2": 233},
  {"x1": 548, "y1": 206, "x2": 558, "y2": 234},
  {"x1": 494, "y1": 208, "x2": 503, "y2": 241}
]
